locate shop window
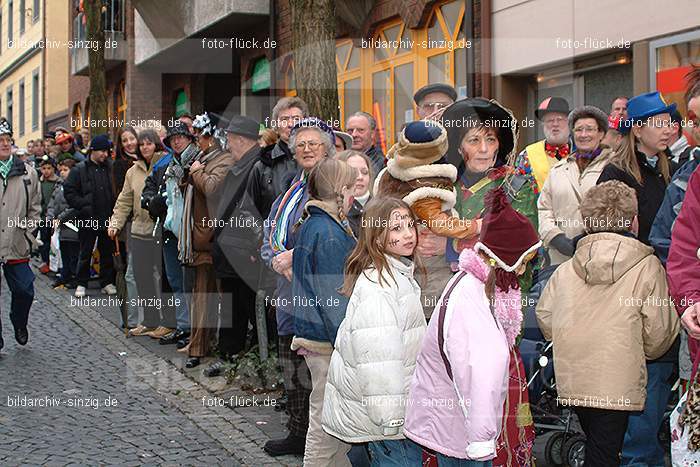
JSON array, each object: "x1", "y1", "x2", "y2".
[
  {"x1": 651, "y1": 31, "x2": 700, "y2": 117},
  {"x1": 335, "y1": 0, "x2": 468, "y2": 146}
]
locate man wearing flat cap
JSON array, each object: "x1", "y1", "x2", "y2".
[
  {"x1": 414, "y1": 83, "x2": 458, "y2": 120},
  {"x1": 516, "y1": 96, "x2": 572, "y2": 192},
  {"x1": 207, "y1": 116, "x2": 267, "y2": 377}
]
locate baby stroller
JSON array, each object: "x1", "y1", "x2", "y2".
[{"x1": 519, "y1": 264, "x2": 586, "y2": 467}]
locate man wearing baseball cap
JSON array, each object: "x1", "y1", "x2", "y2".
[
  {"x1": 0, "y1": 117, "x2": 42, "y2": 352},
  {"x1": 515, "y1": 96, "x2": 572, "y2": 192}
]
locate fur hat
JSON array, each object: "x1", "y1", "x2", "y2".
[
  {"x1": 568, "y1": 105, "x2": 609, "y2": 133},
  {"x1": 474, "y1": 187, "x2": 541, "y2": 273},
  {"x1": 386, "y1": 120, "x2": 448, "y2": 168},
  {"x1": 164, "y1": 119, "x2": 195, "y2": 147},
  {"x1": 0, "y1": 117, "x2": 12, "y2": 137}
]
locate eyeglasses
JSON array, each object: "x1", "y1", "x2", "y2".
[
  {"x1": 544, "y1": 116, "x2": 566, "y2": 124},
  {"x1": 296, "y1": 141, "x2": 322, "y2": 151},
  {"x1": 420, "y1": 102, "x2": 450, "y2": 111},
  {"x1": 0, "y1": 135, "x2": 12, "y2": 145},
  {"x1": 573, "y1": 126, "x2": 599, "y2": 134}
]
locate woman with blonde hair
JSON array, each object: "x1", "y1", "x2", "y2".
[
  {"x1": 290, "y1": 158, "x2": 358, "y2": 466},
  {"x1": 335, "y1": 149, "x2": 373, "y2": 236}
]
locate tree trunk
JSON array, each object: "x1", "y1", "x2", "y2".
[
  {"x1": 84, "y1": 0, "x2": 108, "y2": 136},
  {"x1": 290, "y1": 0, "x2": 339, "y2": 125}
]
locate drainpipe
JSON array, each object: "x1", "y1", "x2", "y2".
[
  {"x1": 480, "y1": 0, "x2": 492, "y2": 98},
  {"x1": 269, "y1": 0, "x2": 276, "y2": 110},
  {"x1": 465, "y1": 0, "x2": 474, "y2": 97}
]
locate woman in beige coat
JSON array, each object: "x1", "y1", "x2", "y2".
[
  {"x1": 537, "y1": 181, "x2": 679, "y2": 466},
  {"x1": 108, "y1": 129, "x2": 167, "y2": 337},
  {"x1": 537, "y1": 106, "x2": 615, "y2": 266}
]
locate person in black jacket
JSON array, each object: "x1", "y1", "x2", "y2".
[
  {"x1": 248, "y1": 96, "x2": 308, "y2": 220},
  {"x1": 205, "y1": 116, "x2": 264, "y2": 377},
  {"x1": 63, "y1": 134, "x2": 117, "y2": 298},
  {"x1": 598, "y1": 92, "x2": 678, "y2": 245},
  {"x1": 597, "y1": 91, "x2": 678, "y2": 467}
]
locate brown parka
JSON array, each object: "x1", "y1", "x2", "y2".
[{"x1": 536, "y1": 232, "x2": 680, "y2": 410}]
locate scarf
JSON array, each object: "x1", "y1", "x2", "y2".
[
  {"x1": 0, "y1": 156, "x2": 13, "y2": 180},
  {"x1": 270, "y1": 173, "x2": 308, "y2": 253},
  {"x1": 459, "y1": 247, "x2": 523, "y2": 347},
  {"x1": 178, "y1": 146, "x2": 220, "y2": 265},
  {"x1": 545, "y1": 142, "x2": 570, "y2": 160},
  {"x1": 575, "y1": 147, "x2": 602, "y2": 161}
]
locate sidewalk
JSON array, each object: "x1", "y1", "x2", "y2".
[{"x1": 32, "y1": 264, "x2": 301, "y2": 467}]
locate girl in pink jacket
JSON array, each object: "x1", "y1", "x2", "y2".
[{"x1": 404, "y1": 187, "x2": 541, "y2": 465}]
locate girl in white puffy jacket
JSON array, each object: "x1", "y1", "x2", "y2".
[{"x1": 321, "y1": 196, "x2": 428, "y2": 466}]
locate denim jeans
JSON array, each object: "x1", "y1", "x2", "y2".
[
  {"x1": 435, "y1": 454, "x2": 492, "y2": 467},
  {"x1": 123, "y1": 251, "x2": 141, "y2": 328},
  {"x1": 366, "y1": 439, "x2": 423, "y2": 466},
  {"x1": 162, "y1": 230, "x2": 189, "y2": 332},
  {"x1": 621, "y1": 360, "x2": 675, "y2": 467},
  {"x1": 0, "y1": 261, "x2": 35, "y2": 337}
]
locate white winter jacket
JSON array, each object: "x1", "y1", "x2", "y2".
[{"x1": 322, "y1": 255, "x2": 427, "y2": 443}]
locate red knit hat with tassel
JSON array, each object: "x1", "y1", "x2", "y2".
[{"x1": 475, "y1": 187, "x2": 541, "y2": 289}]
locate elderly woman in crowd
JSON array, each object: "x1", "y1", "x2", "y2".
[
  {"x1": 439, "y1": 98, "x2": 539, "y2": 466},
  {"x1": 335, "y1": 150, "x2": 373, "y2": 236},
  {"x1": 538, "y1": 105, "x2": 614, "y2": 266},
  {"x1": 260, "y1": 117, "x2": 335, "y2": 457}
]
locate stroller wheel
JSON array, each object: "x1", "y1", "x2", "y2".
[
  {"x1": 544, "y1": 432, "x2": 566, "y2": 465},
  {"x1": 562, "y1": 434, "x2": 586, "y2": 467}
]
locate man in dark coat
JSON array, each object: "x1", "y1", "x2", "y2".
[
  {"x1": 63, "y1": 134, "x2": 117, "y2": 298},
  {"x1": 206, "y1": 115, "x2": 265, "y2": 377}
]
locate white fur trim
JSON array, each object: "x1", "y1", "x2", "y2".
[
  {"x1": 386, "y1": 158, "x2": 457, "y2": 182},
  {"x1": 474, "y1": 240, "x2": 542, "y2": 272},
  {"x1": 373, "y1": 167, "x2": 388, "y2": 195},
  {"x1": 466, "y1": 440, "x2": 496, "y2": 459},
  {"x1": 403, "y1": 186, "x2": 456, "y2": 211}
]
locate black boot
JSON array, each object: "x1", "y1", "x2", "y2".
[
  {"x1": 0, "y1": 333, "x2": 4, "y2": 351},
  {"x1": 263, "y1": 433, "x2": 306, "y2": 456},
  {"x1": 15, "y1": 327, "x2": 28, "y2": 346}
]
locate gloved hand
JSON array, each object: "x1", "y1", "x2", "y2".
[
  {"x1": 147, "y1": 193, "x2": 168, "y2": 221},
  {"x1": 550, "y1": 233, "x2": 575, "y2": 257}
]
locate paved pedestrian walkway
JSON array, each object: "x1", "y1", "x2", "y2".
[{"x1": 0, "y1": 266, "x2": 301, "y2": 466}]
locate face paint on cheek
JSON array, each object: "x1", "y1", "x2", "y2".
[{"x1": 388, "y1": 239, "x2": 400, "y2": 247}]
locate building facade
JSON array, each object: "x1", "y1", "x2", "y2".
[{"x1": 0, "y1": 0, "x2": 44, "y2": 147}]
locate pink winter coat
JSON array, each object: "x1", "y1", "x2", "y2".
[{"x1": 404, "y1": 252, "x2": 510, "y2": 460}]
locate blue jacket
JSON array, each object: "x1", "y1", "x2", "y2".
[
  {"x1": 650, "y1": 147, "x2": 700, "y2": 265},
  {"x1": 261, "y1": 171, "x2": 310, "y2": 336},
  {"x1": 291, "y1": 205, "x2": 355, "y2": 344}
]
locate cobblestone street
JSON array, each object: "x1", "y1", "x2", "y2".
[{"x1": 0, "y1": 267, "x2": 301, "y2": 467}]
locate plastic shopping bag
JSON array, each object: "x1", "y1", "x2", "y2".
[
  {"x1": 671, "y1": 390, "x2": 700, "y2": 466},
  {"x1": 49, "y1": 230, "x2": 62, "y2": 272}
]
